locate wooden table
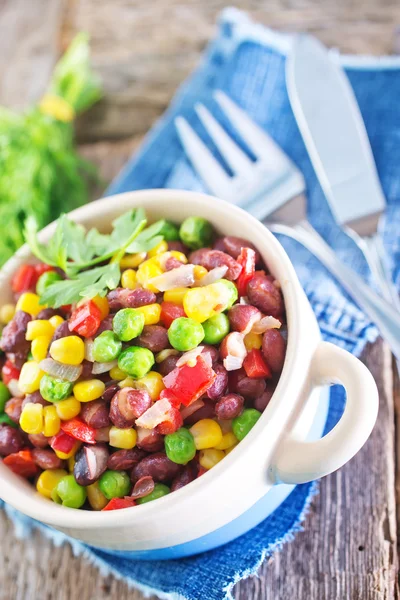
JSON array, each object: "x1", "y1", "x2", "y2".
[{"x1": 1, "y1": 1, "x2": 400, "y2": 598}]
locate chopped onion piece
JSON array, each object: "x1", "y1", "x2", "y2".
[
  {"x1": 239, "y1": 296, "x2": 250, "y2": 305},
  {"x1": 180, "y1": 399, "x2": 205, "y2": 420},
  {"x1": 40, "y1": 358, "x2": 82, "y2": 382},
  {"x1": 197, "y1": 266, "x2": 228, "y2": 287},
  {"x1": 84, "y1": 338, "x2": 95, "y2": 362},
  {"x1": 92, "y1": 359, "x2": 118, "y2": 375},
  {"x1": 8, "y1": 379, "x2": 23, "y2": 398},
  {"x1": 224, "y1": 355, "x2": 245, "y2": 371},
  {"x1": 252, "y1": 316, "x2": 282, "y2": 334},
  {"x1": 148, "y1": 264, "x2": 195, "y2": 291},
  {"x1": 201, "y1": 349, "x2": 213, "y2": 368},
  {"x1": 135, "y1": 398, "x2": 172, "y2": 429},
  {"x1": 222, "y1": 332, "x2": 247, "y2": 371},
  {"x1": 176, "y1": 346, "x2": 204, "y2": 368}
]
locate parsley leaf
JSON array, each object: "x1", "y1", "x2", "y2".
[{"x1": 125, "y1": 219, "x2": 166, "y2": 253}]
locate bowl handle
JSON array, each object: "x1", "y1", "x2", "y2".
[{"x1": 271, "y1": 342, "x2": 378, "y2": 484}]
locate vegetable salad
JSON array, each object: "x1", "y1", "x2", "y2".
[{"x1": 0, "y1": 210, "x2": 286, "y2": 510}]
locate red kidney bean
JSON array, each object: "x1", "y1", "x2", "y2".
[
  {"x1": 28, "y1": 433, "x2": 49, "y2": 448},
  {"x1": 184, "y1": 399, "x2": 215, "y2": 425},
  {"x1": 167, "y1": 241, "x2": 188, "y2": 254},
  {"x1": 107, "y1": 448, "x2": 147, "y2": 471},
  {"x1": 130, "y1": 476, "x2": 155, "y2": 499},
  {"x1": 95, "y1": 315, "x2": 114, "y2": 337},
  {"x1": 110, "y1": 388, "x2": 152, "y2": 428},
  {"x1": 201, "y1": 345, "x2": 219, "y2": 364},
  {"x1": 227, "y1": 367, "x2": 246, "y2": 393},
  {"x1": 164, "y1": 257, "x2": 183, "y2": 271},
  {"x1": 136, "y1": 325, "x2": 169, "y2": 353},
  {"x1": 80, "y1": 400, "x2": 110, "y2": 429},
  {"x1": 94, "y1": 426, "x2": 110, "y2": 442},
  {"x1": 228, "y1": 304, "x2": 261, "y2": 333},
  {"x1": 107, "y1": 288, "x2": 156, "y2": 311},
  {"x1": 237, "y1": 376, "x2": 266, "y2": 400},
  {"x1": 0, "y1": 424, "x2": 24, "y2": 456},
  {"x1": 213, "y1": 238, "x2": 226, "y2": 252},
  {"x1": 215, "y1": 393, "x2": 244, "y2": 420},
  {"x1": 74, "y1": 444, "x2": 109, "y2": 486},
  {"x1": 79, "y1": 359, "x2": 94, "y2": 380},
  {"x1": 5, "y1": 398, "x2": 23, "y2": 424},
  {"x1": 131, "y1": 452, "x2": 181, "y2": 484},
  {"x1": 0, "y1": 311, "x2": 31, "y2": 357},
  {"x1": 37, "y1": 308, "x2": 61, "y2": 320},
  {"x1": 32, "y1": 448, "x2": 64, "y2": 470},
  {"x1": 189, "y1": 249, "x2": 242, "y2": 281},
  {"x1": 206, "y1": 364, "x2": 228, "y2": 400},
  {"x1": 262, "y1": 329, "x2": 286, "y2": 373},
  {"x1": 253, "y1": 384, "x2": 276, "y2": 412},
  {"x1": 21, "y1": 391, "x2": 49, "y2": 409},
  {"x1": 221, "y1": 236, "x2": 261, "y2": 263},
  {"x1": 247, "y1": 274, "x2": 284, "y2": 317},
  {"x1": 170, "y1": 462, "x2": 197, "y2": 492},
  {"x1": 52, "y1": 321, "x2": 73, "y2": 342},
  {"x1": 136, "y1": 427, "x2": 164, "y2": 452},
  {"x1": 158, "y1": 354, "x2": 180, "y2": 377},
  {"x1": 102, "y1": 382, "x2": 120, "y2": 403}
]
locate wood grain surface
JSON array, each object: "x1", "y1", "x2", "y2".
[{"x1": 1, "y1": 1, "x2": 400, "y2": 599}]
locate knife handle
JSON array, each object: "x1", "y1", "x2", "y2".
[{"x1": 268, "y1": 220, "x2": 400, "y2": 362}]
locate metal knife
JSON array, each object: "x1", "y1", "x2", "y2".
[{"x1": 287, "y1": 34, "x2": 400, "y2": 312}]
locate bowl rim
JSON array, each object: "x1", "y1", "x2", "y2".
[{"x1": 0, "y1": 189, "x2": 314, "y2": 529}]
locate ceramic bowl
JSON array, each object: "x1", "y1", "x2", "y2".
[{"x1": 0, "y1": 189, "x2": 378, "y2": 558}]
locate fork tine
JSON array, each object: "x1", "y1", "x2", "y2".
[
  {"x1": 214, "y1": 91, "x2": 290, "y2": 170},
  {"x1": 194, "y1": 103, "x2": 253, "y2": 174},
  {"x1": 175, "y1": 117, "x2": 233, "y2": 199}
]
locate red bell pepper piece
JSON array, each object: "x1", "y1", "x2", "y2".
[
  {"x1": 159, "y1": 388, "x2": 181, "y2": 408},
  {"x1": 3, "y1": 449, "x2": 39, "y2": 478},
  {"x1": 34, "y1": 263, "x2": 54, "y2": 278},
  {"x1": 2, "y1": 360, "x2": 20, "y2": 385},
  {"x1": 11, "y1": 265, "x2": 38, "y2": 294},
  {"x1": 50, "y1": 430, "x2": 78, "y2": 454},
  {"x1": 197, "y1": 466, "x2": 207, "y2": 478},
  {"x1": 243, "y1": 349, "x2": 271, "y2": 379},
  {"x1": 69, "y1": 300, "x2": 102, "y2": 338},
  {"x1": 160, "y1": 301, "x2": 186, "y2": 328},
  {"x1": 236, "y1": 248, "x2": 256, "y2": 297},
  {"x1": 61, "y1": 418, "x2": 96, "y2": 444},
  {"x1": 102, "y1": 497, "x2": 136, "y2": 511},
  {"x1": 156, "y1": 407, "x2": 183, "y2": 435},
  {"x1": 163, "y1": 356, "x2": 216, "y2": 407}
]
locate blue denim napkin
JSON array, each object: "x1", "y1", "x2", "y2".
[{"x1": 2, "y1": 8, "x2": 400, "y2": 600}]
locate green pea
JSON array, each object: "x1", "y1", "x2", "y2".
[
  {"x1": 165, "y1": 427, "x2": 196, "y2": 465},
  {"x1": 113, "y1": 308, "x2": 145, "y2": 342},
  {"x1": 0, "y1": 381, "x2": 11, "y2": 413},
  {"x1": 118, "y1": 346, "x2": 154, "y2": 379},
  {"x1": 40, "y1": 374, "x2": 73, "y2": 403},
  {"x1": 232, "y1": 408, "x2": 262, "y2": 441},
  {"x1": 216, "y1": 279, "x2": 238, "y2": 310},
  {"x1": 52, "y1": 475, "x2": 87, "y2": 508},
  {"x1": 136, "y1": 483, "x2": 170, "y2": 504},
  {"x1": 168, "y1": 317, "x2": 204, "y2": 352},
  {"x1": 202, "y1": 313, "x2": 230, "y2": 345},
  {"x1": 0, "y1": 414, "x2": 17, "y2": 427},
  {"x1": 99, "y1": 470, "x2": 131, "y2": 500},
  {"x1": 92, "y1": 330, "x2": 122, "y2": 363},
  {"x1": 158, "y1": 220, "x2": 180, "y2": 241},
  {"x1": 179, "y1": 217, "x2": 214, "y2": 250},
  {"x1": 36, "y1": 271, "x2": 63, "y2": 296}
]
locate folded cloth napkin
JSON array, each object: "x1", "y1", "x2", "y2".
[{"x1": 2, "y1": 8, "x2": 400, "y2": 600}]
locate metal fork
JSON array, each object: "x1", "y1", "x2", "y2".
[{"x1": 175, "y1": 91, "x2": 400, "y2": 361}]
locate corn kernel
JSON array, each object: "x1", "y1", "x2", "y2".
[
  {"x1": 136, "y1": 260, "x2": 163, "y2": 292},
  {"x1": 169, "y1": 251, "x2": 188, "y2": 264},
  {"x1": 110, "y1": 366, "x2": 128, "y2": 381},
  {"x1": 118, "y1": 377, "x2": 136, "y2": 388},
  {"x1": 19, "y1": 361, "x2": 44, "y2": 394},
  {"x1": 199, "y1": 449, "x2": 225, "y2": 470},
  {"x1": 134, "y1": 371, "x2": 164, "y2": 401},
  {"x1": 56, "y1": 396, "x2": 81, "y2": 420},
  {"x1": 0, "y1": 303, "x2": 15, "y2": 324},
  {"x1": 43, "y1": 405, "x2": 61, "y2": 437},
  {"x1": 67, "y1": 455, "x2": 76, "y2": 472},
  {"x1": 189, "y1": 419, "x2": 223, "y2": 450},
  {"x1": 73, "y1": 379, "x2": 105, "y2": 403},
  {"x1": 163, "y1": 287, "x2": 188, "y2": 305},
  {"x1": 120, "y1": 252, "x2": 147, "y2": 269},
  {"x1": 183, "y1": 286, "x2": 222, "y2": 323},
  {"x1": 87, "y1": 481, "x2": 108, "y2": 510},
  {"x1": 49, "y1": 315, "x2": 64, "y2": 329},
  {"x1": 244, "y1": 332, "x2": 262, "y2": 351},
  {"x1": 91, "y1": 295, "x2": 109, "y2": 320},
  {"x1": 155, "y1": 349, "x2": 179, "y2": 363},
  {"x1": 54, "y1": 441, "x2": 80, "y2": 460},
  {"x1": 121, "y1": 269, "x2": 137, "y2": 289},
  {"x1": 214, "y1": 432, "x2": 238, "y2": 450},
  {"x1": 109, "y1": 426, "x2": 137, "y2": 449},
  {"x1": 31, "y1": 335, "x2": 52, "y2": 362},
  {"x1": 16, "y1": 292, "x2": 44, "y2": 317},
  {"x1": 50, "y1": 336, "x2": 85, "y2": 366},
  {"x1": 26, "y1": 319, "x2": 55, "y2": 341},
  {"x1": 148, "y1": 240, "x2": 168, "y2": 258},
  {"x1": 20, "y1": 402, "x2": 44, "y2": 434},
  {"x1": 36, "y1": 469, "x2": 68, "y2": 499},
  {"x1": 193, "y1": 265, "x2": 208, "y2": 281},
  {"x1": 135, "y1": 303, "x2": 161, "y2": 325},
  {"x1": 224, "y1": 443, "x2": 239, "y2": 456}
]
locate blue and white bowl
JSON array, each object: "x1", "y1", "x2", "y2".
[{"x1": 0, "y1": 190, "x2": 378, "y2": 559}]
